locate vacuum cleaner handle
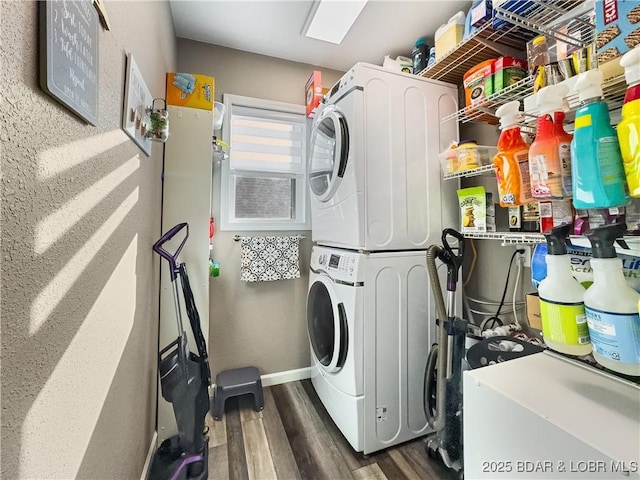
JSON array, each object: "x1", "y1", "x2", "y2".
[
  {"x1": 153, "y1": 222, "x2": 189, "y2": 280},
  {"x1": 441, "y1": 228, "x2": 465, "y2": 291}
]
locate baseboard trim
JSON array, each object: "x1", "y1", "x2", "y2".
[
  {"x1": 140, "y1": 430, "x2": 157, "y2": 480},
  {"x1": 260, "y1": 367, "x2": 312, "y2": 387}
]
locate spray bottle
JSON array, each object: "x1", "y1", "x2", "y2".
[
  {"x1": 584, "y1": 223, "x2": 640, "y2": 376},
  {"x1": 553, "y1": 97, "x2": 573, "y2": 199},
  {"x1": 529, "y1": 84, "x2": 570, "y2": 199},
  {"x1": 618, "y1": 46, "x2": 640, "y2": 198},
  {"x1": 571, "y1": 70, "x2": 629, "y2": 209},
  {"x1": 538, "y1": 224, "x2": 590, "y2": 355},
  {"x1": 493, "y1": 101, "x2": 533, "y2": 207}
]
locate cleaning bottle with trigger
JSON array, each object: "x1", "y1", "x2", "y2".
[
  {"x1": 554, "y1": 102, "x2": 574, "y2": 199},
  {"x1": 584, "y1": 223, "x2": 640, "y2": 376},
  {"x1": 538, "y1": 224, "x2": 591, "y2": 355},
  {"x1": 571, "y1": 70, "x2": 629, "y2": 209},
  {"x1": 618, "y1": 45, "x2": 640, "y2": 197},
  {"x1": 493, "y1": 100, "x2": 533, "y2": 207},
  {"x1": 529, "y1": 84, "x2": 570, "y2": 199}
]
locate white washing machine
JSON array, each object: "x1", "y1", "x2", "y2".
[
  {"x1": 308, "y1": 62, "x2": 459, "y2": 251},
  {"x1": 307, "y1": 245, "x2": 458, "y2": 454}
]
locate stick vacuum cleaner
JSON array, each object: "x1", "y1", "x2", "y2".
[
  {"x1": 149, "y1": 223, "x2": 212, "y2": 480},
  {"x1": 424, "y1": 228, "x2": 467, "y2": 478}
]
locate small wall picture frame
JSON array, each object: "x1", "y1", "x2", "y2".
[{"x1": 122, "y1": 53, "x2": 153, "y2": 156}]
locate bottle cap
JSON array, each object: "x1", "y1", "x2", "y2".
[
  {"x1": 585, "y1": 223, "x2": 627, "y2": 258},
  {"x1": 536, "y1": 84, "x2": 569, "y2": 115},
  {"x1": 532, "y1": 35, "x2": 547, "y2": 46},
  {"x1": 574, "y1": 70, "x2": 604, "y2": 103},
  {"x1": 620, "y1": 45, "x2": 640, "y2": 87},
  {"x1": 415, "y1": 38, "x2": 427, "y2": 47},
  {"x1": 495, "y1": 100, "x2": 523, "y2": 129},
  {"x1": 544, "y1": 224, "x2": 571, "y2": 255}
]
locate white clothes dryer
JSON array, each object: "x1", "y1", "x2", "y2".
[
  {"x1": 306, "y1": 245, "x2": 458, "y2": 454},
  {"x1": 308, "y1": 62, "x2": 459, "y2": 251}
]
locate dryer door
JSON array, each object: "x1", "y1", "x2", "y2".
[
  {"x1": 308, "y1": 106, "x2": 349, "y2": 203},
  {"x1": 307, "y1": 275, "x2": 348, "y2": 373}
]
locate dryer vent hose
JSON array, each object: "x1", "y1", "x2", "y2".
[{"x1": 425, "y1": 244, "x2": 448, "y2": 431}]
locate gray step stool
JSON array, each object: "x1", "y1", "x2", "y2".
[{"x1": 212, "y1": 366, "x2": 264, "y2": 420}]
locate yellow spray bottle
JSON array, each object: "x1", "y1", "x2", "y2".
[{"x1": 618, "y1": 45, "x2": 640, "y2": 197}]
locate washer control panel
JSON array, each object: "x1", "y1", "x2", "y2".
[{"x1": 311, "y1": 247, "x2": 359, "y2": 282}]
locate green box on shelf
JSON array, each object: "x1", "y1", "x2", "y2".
[{"x1": 493, "y1": 56, "x2": 528, "y2": 92}]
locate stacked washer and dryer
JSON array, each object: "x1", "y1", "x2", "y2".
[{"x1": 306, "y1": 63, "x2": 460, "y2": 454}]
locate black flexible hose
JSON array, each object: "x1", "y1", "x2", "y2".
[
  {"x1": 424, "y1": 343, "x2": 439, "y2": 428},
  {"x1": 425, "y1": 245, "x2": 448, "y2": 431}
]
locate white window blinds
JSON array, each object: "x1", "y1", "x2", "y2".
[
  {"x1": 220, "y1": 94, "x2": 309, "y2": 231},
  {"x1": 229, "y1": 106, "x2": 305, "y2": 174}
]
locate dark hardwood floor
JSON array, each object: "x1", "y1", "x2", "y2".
[{"x1": 207, "y1": 379, "x2": 458, "y2": 480}]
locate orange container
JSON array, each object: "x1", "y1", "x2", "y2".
[
  {"x1": 305, "y1": 71, "x2": 323, "y2": 118},
  {"x1": 166, "y1": 73, "x2": 214, "y2": 110},
  {"x1": 463, "y1": 59, "x2": 496, "y2": 107}
]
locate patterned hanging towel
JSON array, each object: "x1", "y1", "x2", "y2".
[{"x1": 240, "y1": 235, "x2": 301, "y2": 282}]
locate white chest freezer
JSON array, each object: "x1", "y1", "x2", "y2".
[{"x1": 464, "y1": 352, "x2": 640, "y2": 479}]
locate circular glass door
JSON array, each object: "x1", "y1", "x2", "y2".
[
  {"x1": 307, "y1": 277, "x2": 348, "y2": 373},
  {"x1": 308, "y1": 107, "x2": 349, "y2": 203}
]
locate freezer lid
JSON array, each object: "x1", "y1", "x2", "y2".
[{"x1": 464, "y1": 351, "x2": 640, "y2": 464}]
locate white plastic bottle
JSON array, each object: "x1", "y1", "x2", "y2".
[
  {"x1": 538, "y1": 224, "x2": 591, "y2": 355},
  {"x1": 584, "y1": 223, "x2": 640, "y2": 376}
]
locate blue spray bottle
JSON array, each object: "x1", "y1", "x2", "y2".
[
  {"x1": 584, "y1": 223, "x2": 640, "y2": 376},
  {"x1": 571, "y1": 70, "x2": 629, "y2": 209}
]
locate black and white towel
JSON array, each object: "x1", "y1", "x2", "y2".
[{"x1": 240, "y1": 236, "x2": 301, "y2": 282}]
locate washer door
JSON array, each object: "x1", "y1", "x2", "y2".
[
  {"x1": 308, "y1": 106, "x2": 350, "y2": 203},
  {"x1": 307, "y1": 276, "x2": 348, "y2": 373}
]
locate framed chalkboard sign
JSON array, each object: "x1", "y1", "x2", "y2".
[{"x1": 39, "y1": 0, "x2": 99, "y2": 125}]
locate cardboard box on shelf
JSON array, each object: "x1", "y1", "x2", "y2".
[
  {"x1": 457, "y1": 186, "x2": 496, "y2": 233},
  {"x1": 526, "y1": 292, "x2": 542, "y2": 330},
  {"x1": 493, "y1": 56, "x2": 528, "y2": 92},
  {"x1": 166, "y1": 73, "x2": 214, "y2": 110},
  {"x1": 470, "y1": 0, "x2": 493, "y2": 27},
  {"x1": 595, "y1": 0, "x2": 640, "y2": 65},
  {"x1": 305, "y1": 71, "x2": 323, "y2": 118},
  {"x1": 492, "y1": 0, "x2": 535, "y2": 31}
]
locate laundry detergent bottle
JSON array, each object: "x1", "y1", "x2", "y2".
[
  {"x1": 584, "y1": 223, "x2": 640, "y2": 376},
  {"x1": 493, "y1": 100, "x2": 533, "y2": 207},
  {"x1": 529, "y1": 84, "x2": 570, "y2": 199},
  {"x1": 539, "y1": 224, "x2": 591, "y2": 355},
  {"x1": 618, "y1": 46, "x2": 640, "y2": 197},
  {"x1": 571, "y1": 70, "x2": 629, "y2": 209},
  {"x1": 554, "y1": 106, "x2": 573, "y2": 199}
]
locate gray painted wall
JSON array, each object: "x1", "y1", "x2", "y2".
[
  {"x1": 1, "y1": 1, "x2": 176, "y2": 478},
  {"x1": 174, "y1": 39, "x2": 533, "y2": 379},
  {"x1": 176, "y1": 39, "x2": 344, "y2": 379}
]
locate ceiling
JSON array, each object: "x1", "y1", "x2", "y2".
[{"x1": 169, "y1": 0, "x2": 473, "y2": 72}]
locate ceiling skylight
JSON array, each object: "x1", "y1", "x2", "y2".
[{"x1": 303, "y1": 0, "x2": 369, "y2": 45}]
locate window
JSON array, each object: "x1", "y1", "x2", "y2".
[{"x1": 220, "y1": 94, "x2": 309, "y2": 231}]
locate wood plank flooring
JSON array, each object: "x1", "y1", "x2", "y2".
[{"x1": 207, "y1": 379, "x2": 458, "y2": 480}]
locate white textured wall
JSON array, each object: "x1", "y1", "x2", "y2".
[
  {"x1": 176, "y1": 39, "x2": 344, "y2": 378},
  {"x1": 1, "y1": 1, "x2": 176, "y2": 478}
]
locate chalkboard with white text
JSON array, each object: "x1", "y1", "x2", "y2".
[{"x1": 40, "y1": 0, "x2": 99, "y2": 125}]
